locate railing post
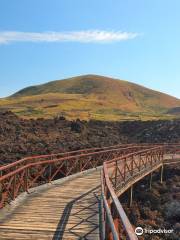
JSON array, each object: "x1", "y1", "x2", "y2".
[
  {"x1": 124, "y1": 158, "x2": 126, "y2": 182},
  {"x1": 24, "y1": 168, "x2": 28, "y2": 192},
  {"x1": 115, "y1": 160, "x2": 118, "y2": 189},
  {"x1": 106, "y1": 191, "x2": 111, "y2": 239},
  {"x1": 139, "y1": 154, "x2": 141, "y2": 170},
  {"x1": 79, "y1": 158, "x2": 82, "y2": 172},
  {"x1": 129, "y1": 185, "x2": 133, "y2": 207},
  {"x1": 13, "y1": 175, "x2": 16, "y2": 200},
  {"x1": 150, "y1": 152, "x2": 153, "y2": 167},
  {"x1": 160, "y1": 164, "x2": 164, "y2": 183},
  {"x1": 100, "y1": 170, "x2": 105, "y2": 240},
  {"x1": 100, "y1": 195, "x2": 106, "y2": 240},
  {"x1": 131, "y1": 155, "x2": 134, "y2": 176},
  {"x1": 48, "y1": 164, "x2": 52, "y2": 183},
  {"x1": 65, "y1": 159, "x2": 68, "y2": 176},
  {"x1": 149, "y1": 172, "x2": 153, "y2": 190}
]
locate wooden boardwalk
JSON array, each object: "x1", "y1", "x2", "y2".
[{"x1": 0, "y1": 169, "x2": 101, "y2": 240}]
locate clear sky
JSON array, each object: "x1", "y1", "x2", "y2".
[{"x1": 0, "y1": 0, "x2": 180, "y2": 98}]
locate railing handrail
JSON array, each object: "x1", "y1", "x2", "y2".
[
  {"x1": 0, "y1": 143, "x2": 179, "y2": 239},
  {"x1": 0, "y1": 144, "x2": 157, "y2": 209},
  {"x1": 0, "y1": 145, "x2": 155, "y2": 181},
  {"x1": 106, "y1": 146, "x2": 163, "y2": 165},
  {"x1": 0, "y1": 145, "x2": 123, "y2": 171},
  {"x1": 101, "y1": 144, "x2": 180, "y2": 239},
  {"x1": 0, "y1": 144, "x2": 151, "y2": 172},
  {"x1": 103, "y1": 163, "x2": 138, "y2": 240}
]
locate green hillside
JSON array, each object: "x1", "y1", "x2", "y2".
[{"x1": 1, "y1": 74, "x2": 180, "y2": 120}]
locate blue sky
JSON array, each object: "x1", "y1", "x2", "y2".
[{"x1": 0, "y1": 0, "x2": 180, "y2": 98}]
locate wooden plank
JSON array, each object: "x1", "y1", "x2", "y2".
[{"x1": 0, "y1": 170, "x2": 101, "y2": 240}]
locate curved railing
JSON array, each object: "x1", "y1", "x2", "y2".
[
  {"x1": 0, "y1": 144, "x2": 151, "y2": 176},
  {"x1": 0, "y1": 143, "x2": 179, "y2": 239},
  {"x1": 101, "y1": 144, "x2": 180, "y2": 240},
  {"x1": 0, "y1": 144, "x2": 153, "y2": 208},
  {"x1": 0, "y1": 144, "x2": 131, "y2": 174}
]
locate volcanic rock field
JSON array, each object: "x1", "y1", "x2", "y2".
[
  {"x1": 0, "y1": 111, "x2": 180, "y2": 164},
  {"x1": 0, "y1": 111, "x2": 180, "y2": 239}
]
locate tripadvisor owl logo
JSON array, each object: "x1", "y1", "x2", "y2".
[
  {"x1": 135, "y1": 227, "x2": 143, "y2": 236},
  {"x1": 135, "y1": 226, "x2": 174, "y2": 236}
]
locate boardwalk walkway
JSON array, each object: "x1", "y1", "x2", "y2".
[{"x1": 0, "y1": 169, "x2": 101, "y2": 240}]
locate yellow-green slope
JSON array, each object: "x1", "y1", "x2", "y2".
[{"x1": 0, "y1": 75, "x2": 180, "y2": 120}]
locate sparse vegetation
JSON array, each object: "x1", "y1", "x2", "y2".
[{"x1": 0, "y1": 75, "x2": 179, "y2": 120}]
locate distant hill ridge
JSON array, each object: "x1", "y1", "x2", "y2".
[{"x1": 1, "y1": 74, "x2": 180, "y2": 120}]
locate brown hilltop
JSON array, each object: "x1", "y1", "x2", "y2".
[{"x1": 0, "y1": 74, "x2": 180, "y2": 120}]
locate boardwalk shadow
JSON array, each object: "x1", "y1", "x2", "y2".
[{"x1": 52, "y1": 185, "x2": 100, "y2": 240}]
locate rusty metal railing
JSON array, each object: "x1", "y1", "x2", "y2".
[
  {"x1": 101, "y1": 144, "x2": 180, "y2": 240},
  {"x1": 0, "y1": 143, "x2": 179, "y2": 239},
  {"x1": 0, "y1": 144, "x2": 152, "y2": 209}
]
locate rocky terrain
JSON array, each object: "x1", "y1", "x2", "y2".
[
  {"x1": 0, "y1": 111, "x2": 179, "y2": 240},
  {"x1": 121, "y1": 165, "x2": 180, "y2": 240},
  {"x1": 0, "y1": 111, "x2": 180, "y2": 164}
]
